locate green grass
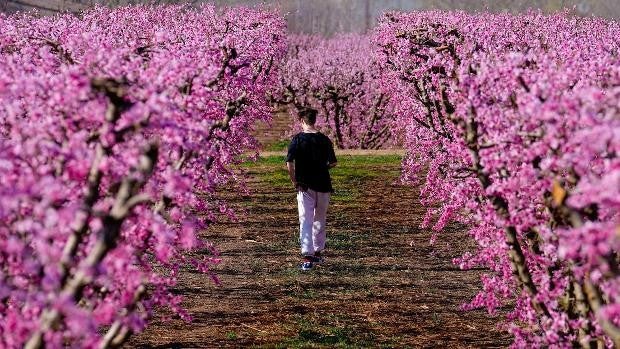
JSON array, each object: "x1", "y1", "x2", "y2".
[
  {"x1": 241, "y1": 154, "x2": 402, "y2": 194},
  {"x1": 241, "y1": 155, "x2": 287, "y2": 167},
  {"x1": 263, "y1": 139, "x2": 290, "y2": 152},
  {"x1": 327, "y1": 230, "x2": 370, "y2": 251},
  {"x1": 263, "y1": 313, "x2": 409, "y2": 349},
  {"x1": 242, "y1": 154, "x2": 402, "y2": 169},
  {"x1": 271, "y1": 315, "x2": 366, "y2": 349},
  {"x1": 233, "y1": 153, "x2": 411, "y2": 349},
  {"x1": 300, "y1": 289, "x2": 317, "y2": 299}
]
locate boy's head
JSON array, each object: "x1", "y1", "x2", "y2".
[{"x1": 298, "y1": 108, "x2": 317, "y2": 126}]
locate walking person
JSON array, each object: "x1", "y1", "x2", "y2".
[{"x1": 286, "y1": 108, "x2": 337, "y2": 271}]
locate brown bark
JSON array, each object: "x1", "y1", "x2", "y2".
[{"x1": 25, "y1": 143, "x2": 158, "y2": 349}]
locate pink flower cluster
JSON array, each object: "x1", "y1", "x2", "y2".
[
  {"x1": 273, "y1": 34, "x2": 399, "y2": 149},
  {"x1": 374, "y1": 10, "x2": 620, "y2": 347},
  {"x1": 0, "y1": 5, "x2": 285, "y2": 348}
]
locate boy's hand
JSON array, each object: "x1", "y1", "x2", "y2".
[
  {"x1": 295, "y1": 183, "x2": 308, "y2": 192},
  {"x1": 292, "y1": 181, "x2": 300, "y2": 191}
]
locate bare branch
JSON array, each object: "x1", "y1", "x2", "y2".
[
  {"x1": 29, "y1": 36, "x2": 77, "y2": 65},
  {"x1": 99, "y1": 284, "x2": 146, "y2": 349},
  {"x1": 25, "y1": 144, "x2": 158, "y2": 349}
]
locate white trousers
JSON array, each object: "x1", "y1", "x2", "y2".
[{"x1": 297, "y1": 189, "x2": 331, "y2": 256}]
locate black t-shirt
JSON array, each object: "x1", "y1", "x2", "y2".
[{"x1": 286, "y1": 132, "x2": 337, "y2": 193}]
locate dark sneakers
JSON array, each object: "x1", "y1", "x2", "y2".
[
  {"x1": 299, "y1": 260, "x2": 314, "y2": 271},
  {"x1": 312, "y1": 255, "x2": 324, "y2": 264},
  {"x1": 299, "y1": 253, "x2": 325, "y2": 271},
  {"x1": 312, "y1": 251, "x2": 325, "y2": 264}
]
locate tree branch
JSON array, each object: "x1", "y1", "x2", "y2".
[
  {"x1": 25, "y1": 143, "x2": 158, "y2": 349},
  {"x1": 99, "y1": 284, "x2": 146, "y2": 349}
]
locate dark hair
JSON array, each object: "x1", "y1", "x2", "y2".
[{"x1": 298, "y1": 108, "x2": 317, "y2": 126}]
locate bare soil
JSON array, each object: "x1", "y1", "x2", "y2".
[{"x1": 128, "y1": 154, "x2": 510, "y2": 348}]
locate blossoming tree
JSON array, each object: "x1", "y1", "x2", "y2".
[
  {"x1": 274, "y1": 34, "x2": 398, "y2": 149},
  {"x1": 0, "y1": 5, "x2": 285, "y2": 348},
  {"x1": 374, "y1": 10, "x2": 620, "y2": 347}
]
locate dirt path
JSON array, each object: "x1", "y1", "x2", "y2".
[
  {"x1": 130, "y1": 154, "x2": 510, "y2": 348},
  {"x1": 254, "y1": 109, "x2": 294, "y2": 149}
]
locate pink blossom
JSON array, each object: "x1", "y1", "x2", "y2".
[{"x1": 0, "y1": 4, "x2": 285, "y2": 347}]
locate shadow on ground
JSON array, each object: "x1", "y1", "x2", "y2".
[{"x1": 129, "y1": 154, "x2": 510, "y2": 348}]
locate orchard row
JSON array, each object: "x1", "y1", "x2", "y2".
[
  {"x1": 1, "y1": 5, "x2": 619, "y2": 348},
  {"x1": 375, "y1": 10, "x2": 620, "y2": 348},
  {"x1": 0, "y1": 5, "x2": 285, "y2": 348}
]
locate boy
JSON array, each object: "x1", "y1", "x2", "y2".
[{"x1": 286, "y1": 108, "x2": 337, "y2": 271}]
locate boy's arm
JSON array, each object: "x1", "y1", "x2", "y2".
[
  {"x1": 327, "y1": 138, "x2": 337, "y2": 168},
  {"x1": 286, "y1": 136, "x2": 297, "y2": 187},
  {"x1": 286, "y1": 161, "x2": 296, "y2": 187}
]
